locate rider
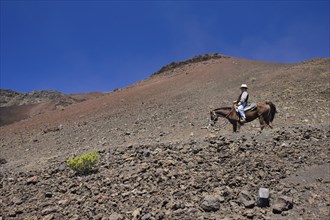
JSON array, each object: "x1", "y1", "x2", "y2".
[{"x1": 234, "y1": 84, "x2": 249, "y2": 123}]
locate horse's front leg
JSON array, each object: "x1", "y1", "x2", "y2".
[
  {"x1": 237, "y1": 122, "x2": 241, "y2": 132},
  {"x1": 233, "y1": 122, "x2": 240, "y2": 132},
  {"x1": 233, "y1": 123, "x2": 237, "y2": 132}
]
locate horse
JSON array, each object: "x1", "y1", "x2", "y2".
[{"x1": 210, "y1": 102, "x2": 277, "y2": 132}]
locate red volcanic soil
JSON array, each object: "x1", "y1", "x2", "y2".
[{"x1": 0, "y1": 54, "x2": 329, "y2": 219}]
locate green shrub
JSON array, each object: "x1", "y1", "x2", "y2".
[
  {"x1": 67, "y1": 151, "x2": 99, "y2": 174},
  {"x1": 250, "y1": 77, "x2": 257, "y2": 82},
  {"x1": 320, "y1": 72, "x2": 329, "y2": 78}
]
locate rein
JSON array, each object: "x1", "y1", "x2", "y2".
[
  {"x1": 218, "y1": 119, "x2": 229, "y2": 129},
  {"x1": 212, "y1": 108, "x2": 235, "y2": 118},
  {"x1": 216, "y1": 108, "x2": 234, "y2": 119},
  {"x1": 224, "y1": 109, "x2": 233, "y2": 119},
  {"x1": 210, "y1": 108, "x2": 233, "y2": 129}
]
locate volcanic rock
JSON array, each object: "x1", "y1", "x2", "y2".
[
  {"x1": 239, "y1": 191, "x2": 255, "y2": 208},
  {"x1": 201, "y1": 195, "x2": 221, "y2": 212},
  {"x1": 272, "y1": 195, "x2": 294, "y2": 214}
]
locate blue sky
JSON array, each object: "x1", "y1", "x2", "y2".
[{"x1": 1, "y1": 1, "x2": 329, "y2": 94}]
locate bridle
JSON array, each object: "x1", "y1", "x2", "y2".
[
  {"x1": 211, "y1": 111, "x2": 218, "y2": 120},
  {"x1": 210, "y1": 109, "x2": 232, "y2": 128}
]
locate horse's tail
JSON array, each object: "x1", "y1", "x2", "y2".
[{"x1": 266, "y1": 101, "x2": 277, "y2": 122}]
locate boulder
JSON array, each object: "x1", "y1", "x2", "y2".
[
  {"x1": 201, "y1": 195, "x2": 220, "y2": 212},
  {"x1": 239, "y1": 191, "x2": 255, "y2": 208},
  {"x1": 272, "y1": 195, "x2": 293, "y2": 214}
]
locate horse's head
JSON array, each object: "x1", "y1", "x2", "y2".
[
  {"x1": 210, "y1": 107, "x2": 234, "y2": 126},
  {"x1": 210, "y1": 110, "x2": 218, "y2": 126}
]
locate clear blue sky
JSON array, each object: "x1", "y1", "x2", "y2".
[{"x1": 1, "y1": 1, "x2": 329, "y2": 94}]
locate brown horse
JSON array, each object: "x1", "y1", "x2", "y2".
[{"x1": 210, "y1": 102, "x2": 277, "y2": 132}]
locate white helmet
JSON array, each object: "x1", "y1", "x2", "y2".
[{"x1": 240, "y1": 84, "x2": 248, "y2": 89}]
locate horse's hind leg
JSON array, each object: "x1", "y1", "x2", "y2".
[
  {"x1": 263, "y1": 113, "x2": 274, "y2": 129},
  {"x1": 268, "y1": 121, "x2": 273, "y2": 129},
  {"x1": 265, "y1": 118, "x2": 273, "y2": 129},
  {"x1": 259, "y1": 117, "x2": 266, "y2": 130}
]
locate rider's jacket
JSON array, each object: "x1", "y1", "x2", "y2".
[{"x1": 237, "y1": 91, "x2": 249, "y2": 103}]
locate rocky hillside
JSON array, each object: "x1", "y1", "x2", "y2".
[
  {"x1": 0, "y1": 90, "x2": 104, "y2": 126},
  {"x1": 0, "y1": 90, "x2": 66, "y2": 107},
  {"x1": 1, "y1": 124, "x2": 329, "y2": 219},
  {"x1": 0, "y1": 54, "x2": 329, "y2": 219}
]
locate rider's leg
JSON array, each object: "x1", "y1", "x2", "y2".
[{"x1": 238, "y1": 104, "x2": 246, "y2": 121}]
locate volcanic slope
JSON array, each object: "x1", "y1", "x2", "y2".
[
  {"x1": 0, "y1": 90, "x2": 105, "y2": 126},
  {"x1": 1, "y1": 55, "x2": 328, "y2": 168},
  {"x1": 0, "y1": 54, "x2": 329, "y2": 219}
]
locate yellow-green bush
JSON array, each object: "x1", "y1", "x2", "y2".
[
  {"x1": 249, "y1": 76, "x2": 257, "y2": 82},
  {"x1": 320, "y1": 72, "x2": 329, "y2": 78},
  {"x1": 67, "y1": 151, "x2": 99, "y2": 174}
]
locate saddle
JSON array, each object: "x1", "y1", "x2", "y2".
[
  {"x1": 243, "y1": 103, "x2": 257, "y2": 112},
  {"x1": 234, "y1": 103, "x2": 257, "y2": 113}
]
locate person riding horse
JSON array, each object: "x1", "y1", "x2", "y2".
[
  {"x1": 234, "y1": 84, "x2": 249, "y2": 123},
  {"x1": 210, "y1": 84, "x2": 276, "y2": 132}
]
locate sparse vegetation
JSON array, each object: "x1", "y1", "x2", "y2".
[
  {"x1": 319, "y1": 71, "x2": 329, "y2": 78},
  {"x1": 67, "y1": 151, "x2": 99, "y2": 174},
  {"x1": 284, "y1": 86, "x2": 296, "y2": 94},
  {"x1": 250, "y1": 76, "x2": 257, "y2": 82}
]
